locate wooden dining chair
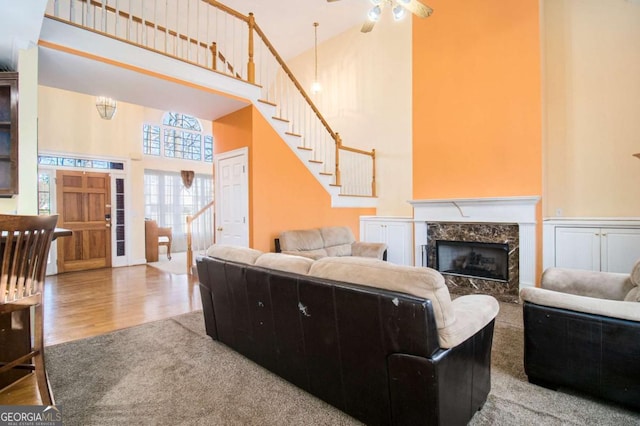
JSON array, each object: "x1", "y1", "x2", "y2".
[{"x1": 0, "y1": 214, "x2": 58, "y2": 405}]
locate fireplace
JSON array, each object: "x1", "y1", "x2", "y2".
[
  {"x1": 410, "y1": 196, "x2": 540, "y2": 302},
  {"x1": 424, "y1": 222, "x2": 519, "y2": 301},
  {"x1": 436, "y1": 240, "x2": 509, "y2": 282}
]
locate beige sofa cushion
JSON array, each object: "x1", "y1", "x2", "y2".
[
  {"x1": 541, "y1": 267, "x2": 633, "y2": 301},
  {"x1": 625, "y1": 287, "x2": 640, "y2": 302},
  {"x1": 325, "y1": 244, "x2": 352, "y2": 257},
  {"x1": 446, "y1": 295, "x2": 500, "y2": 349},
  {"x1": 320, "y1": 226, "x2": 355, "y2": 246},
  {"x1": 206, "y1": 245, "x2": 262, "y2": 265},
  {"x1": 626, "y1": 260, "x2": 640, "y2": 301},
  {"x1": 352, "y1": 241, "x2": 387, "y2": 259},
  {"x1": 281, "y1": 248, "x2": 328, "y2": 260},
  {"x1": 308, "y1": 257, "x2": 498, "y2": 348},
  {"x1": 279, "y1": 229, "x2": 324, "y2": 252},
  {"x1": 279, "y1": 226, "x2": 386, "y2": 260},
  {"x1": 255, "y1": 253, "x2": 314, "y2": 275},
  {"x1": 631, "y1": 259, "x2": 640, "y2": 286},
  {"x1": 521, "y1": 287, "x2": 640, "y2": 322}
]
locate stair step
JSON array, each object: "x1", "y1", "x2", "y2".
[
  {"x1": 272, "y1": 116, "x2": 290, "y2": 123},
  {"x1": 258, "y1": 99, "x2": 277, "y2": 107},
  {"x1": 309, "y1": 159, "x2": 323, "y2": 164},
  {"x1": 286, "y1": 132, "x2": 302, "y2": 138},
  {"x1": 319, "y1": 172, "x2": 333, "y2": 176},
  {"x1": 330, "y1": 183, "x2": 342, "y2": 187},
  {"x1": 339, "y1": 193, "x2": 377, "y2": 198},
  {"x1": 297, "y1": 146, "x2": 312, "y2": 151}
]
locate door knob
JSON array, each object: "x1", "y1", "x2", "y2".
[{"x1": 217, "y1": 227, "x2": 223, "y2": 231}]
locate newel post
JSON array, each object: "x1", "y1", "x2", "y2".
[
  {"x1": 210, "y1": 42, "x2": 218, "y2": 71},
  {"x1": 335, "y1": 133, "x2": 342, "y2": 187},
  {"x1": 247, "y1": 13, "x2": 256, "y2": 84},
  {"x1": 371, "y1": 149, "x2": 376, "y2": 197},
  {"x1": 186, "y1": 215, "x2": 193, "y2": 275}
]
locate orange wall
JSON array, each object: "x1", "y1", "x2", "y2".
[
  {"x1": 412, "y1": 0, "x2": 542, "y2": 199},
  {"x1": 214, "y1": 106, "x2": 375, "y2": 252},
  {"x1": 412, "y1": 0, "x2": 543, "y2": 280}
]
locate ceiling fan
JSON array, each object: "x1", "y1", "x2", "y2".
[{"x1": 328, "y1": 0, "x2": 433, "y2": 33}]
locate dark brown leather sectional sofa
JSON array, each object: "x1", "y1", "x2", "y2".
[{"x1": 197, "y1": 245, "x2": 500, "y2": 425}]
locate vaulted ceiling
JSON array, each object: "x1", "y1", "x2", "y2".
[
  {"x1": 0, "y1": 0, "x2": 375, "y2": 120},
  {"x1": 0, "y1": 0, "x2": 371, "y2": 70}
]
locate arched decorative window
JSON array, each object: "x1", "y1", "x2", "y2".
[{"x1": 143, "y1": 112, "x2": 213, "y2": 162}]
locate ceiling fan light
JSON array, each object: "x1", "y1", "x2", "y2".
[
  {"x1": 368, "y1": 5, "x2": 382, "y2": 22},
  {"x1": 392, "y1": 5, "x2": 406, "y2": 21}
]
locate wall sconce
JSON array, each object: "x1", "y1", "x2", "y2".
[{"x1": 95, "y1": 96, "x2": 117, "y2": 120}]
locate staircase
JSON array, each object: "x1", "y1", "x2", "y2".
[{"x1": 45, "y1": 0, "x2": 377, "y2": 208}]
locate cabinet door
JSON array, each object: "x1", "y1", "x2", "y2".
[
  {"x1": 385, "y1": 222, "x2": 412, "y2": 266},
  {"x1": 362, "y1": 221, "x2": 386, "y2": 243},
  {"x1": 555, "y1": 227, "x2": 600, "y2": 271},
  {"x1": 601, "y1": 229, "x2": 640, "y2": 273},
  {"x1": 0, "y1": 72, "x2": 18, "y2": 196}
]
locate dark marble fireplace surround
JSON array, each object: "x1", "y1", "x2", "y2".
[{"x1": 426, "y1": 222, "x2": 520, "y2": 302}]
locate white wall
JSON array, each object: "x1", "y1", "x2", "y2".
[
  {"x1": 543, "y1": 0, "x2": 640, "y2": 217},
  {"x1": 288, "y1": 14, "x2": 414, "y2": 216}
]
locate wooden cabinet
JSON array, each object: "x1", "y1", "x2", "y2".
[
  {"x1": 360, "y1": 216, "x2": 414, "y2": 265},
  {"x1": 544, "y1": 219, "x2": 640, "y2": 273},
  {"x1": 0, "y1": 72, "x2": 18, "y2": 197}
]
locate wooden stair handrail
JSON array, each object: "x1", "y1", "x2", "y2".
[
  {"x1": 186, "y1": 200, "x2": 215, "y2": 274},
  {"x1": 202, "y1": 0, "x2": 250, "y2": 23},
  {"x1": 249, "y1": 12, "x2": 376, "y2": 193},
  {"x1": 56, "y1": 0, "x2": 378, "y2": 197},
  {"x1": 251, "y1": 22, "x2": 338, "y2": 141},
  {"x1": 187, "y1": 200, "x2": 215, "y2": 225},
  {"x1": 202, "y1": 0, "x2": 338, "y2": 143}
]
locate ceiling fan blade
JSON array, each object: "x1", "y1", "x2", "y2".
[
  {"x1": 404, "y1": 0, "x2": 434, "y2": 19},
  {"x1": 361, "y1": 20, "x2": 376, "y2": 33},
  {"x1": 326, "y1": 0, "x2": 343, "y2": 2}
]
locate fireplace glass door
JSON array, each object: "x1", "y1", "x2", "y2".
[{"x1": 435, "y1": 240, "x2": 509, "y2": 282}]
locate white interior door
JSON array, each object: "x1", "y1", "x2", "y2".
[{"x1": 215, "y1": 147, "x2": 249, "y2": 247}]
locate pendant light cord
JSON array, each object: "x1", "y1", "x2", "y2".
[{"x1": 314, "y1": 22, "x2": 319, "y2": 82}]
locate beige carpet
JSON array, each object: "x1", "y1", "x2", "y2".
[
  {"x1": 147, "y1": 251, "x2": 189, "y2": 275},
  {"x1": 46, "y1": 303, "x2": 640, "y2": 425}
]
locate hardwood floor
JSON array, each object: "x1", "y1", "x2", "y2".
[{"x1": 0, "y1": 265, "x2": 202, "y2": 405}]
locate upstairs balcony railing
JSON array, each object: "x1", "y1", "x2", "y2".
[{"x1": 46, "y1": 0, "x2": 377, "y2": 197}]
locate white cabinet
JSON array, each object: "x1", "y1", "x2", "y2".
[
  {"x1": 544, "y1": 219, "x2": 640, "y2": 273},
  {"x1": 360, "y1": 216, "x2": 414, "y2": 266}
]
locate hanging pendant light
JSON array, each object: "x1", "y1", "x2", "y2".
[{"x1": 311, "y1": 22, "x2": 322, "y2": 94}]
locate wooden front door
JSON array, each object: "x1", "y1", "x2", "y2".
[{"x1": 56, "y1": 170, "x2": 112, "y2": 272}]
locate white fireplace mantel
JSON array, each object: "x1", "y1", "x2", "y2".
[{"x1": 410, "y1": 196, "x2": 540, "y2": 290}]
